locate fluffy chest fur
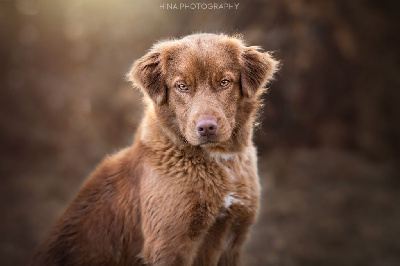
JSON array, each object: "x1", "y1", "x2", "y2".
[
  {"x1": 138, "y1": 136, "x2": 261, "y2": 264},
  {"x1": 143, "y1": 140, "x2": 260, "y2": 216}
]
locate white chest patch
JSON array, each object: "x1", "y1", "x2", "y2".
[{"x1": 209, "y1": 152, "x2": 237, "y2": 161}]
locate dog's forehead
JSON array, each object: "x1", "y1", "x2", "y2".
[{"x1": 168, "y1": 36, "x2": 241, "y2": 74}]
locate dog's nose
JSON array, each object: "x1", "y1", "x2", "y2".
[{"x1": 196, "y1": 118, "x2": 218, "y2": 137}]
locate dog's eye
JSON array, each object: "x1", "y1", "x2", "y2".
[
  {"x1": 220, "y1": 79, "x2": 230, "y2": 88},
  {"x1": 176, "y1": 82, "x2": 189, "y2": 91}
]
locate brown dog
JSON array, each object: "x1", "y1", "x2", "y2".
[{"x1": 31, "y1": 33, "x2": 278, "y2": 265}]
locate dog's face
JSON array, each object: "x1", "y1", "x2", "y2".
[{"x1": 129, "y1": 34, "x2": 278, "y2": 153}]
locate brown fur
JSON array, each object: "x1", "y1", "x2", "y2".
[{"x1": 31, "y1": 33, "x2": 278, "y2": 266}]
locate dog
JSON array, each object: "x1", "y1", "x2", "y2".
[{"x1": 31, "y1": 33, "x2": 278, "y2": 265}]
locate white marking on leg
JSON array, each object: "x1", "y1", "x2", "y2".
[{"x1": 223, "y1": 193, "x2": 243, "y2": 208}]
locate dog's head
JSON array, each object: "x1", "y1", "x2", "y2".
[{"x1": 128, "y1": 33, "x2": 278, "y2": 154}]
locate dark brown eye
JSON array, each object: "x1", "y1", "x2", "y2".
[
  {"x1": 176, "y1": 82, "x2": 189, "y2": 91},
  {"x1": 220, "y1": 79, "x2": 230, "y2": 87}
]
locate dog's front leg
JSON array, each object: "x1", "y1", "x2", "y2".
[
  {"x1": 139, "y1": 188, "x2": 217, "y2": 265},
  {"x1": 217, "y1": 213, "x2": 256, "y2": 266},
  {"x1": 140, "y1": 232, "x2": 201, "y2": 266}
]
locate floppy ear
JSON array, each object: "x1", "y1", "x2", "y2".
[
  {"x1": 240, "y1": 46, "x2": 279, "y2": 97},
  {"x1": 127, "y1": 50, "x2": 166, "y2": 105}
]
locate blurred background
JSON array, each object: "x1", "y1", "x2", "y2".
[{"x1": 1, "y1": 0, "x2": 399, "y2": 265}]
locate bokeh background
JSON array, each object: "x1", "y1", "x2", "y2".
[{"x1": 1, "y1": 0, "x2": 399, "y2": 265}]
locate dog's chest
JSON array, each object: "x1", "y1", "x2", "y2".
[
  {"x1": 211, "y1": 148, "x2": 260, "y2": 217},
  {"x1": 146, "y1": 145, "x2": 260, "y2": 228}
]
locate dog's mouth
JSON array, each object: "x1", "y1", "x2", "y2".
[
  {"x1": 184, "y1": 132, "x2": 225, "y2": 147},
  {"x1": 198, "y1": 138, "x2": 219, "y2": 146},
  {"x1": 197, "y1": 133, "x2": 219, "y2": 144},
  {"x1": 196, "y1": 132, "x2": 233, "y2": 147},
  {"x1": 183, "y1": 114, "x2": 233, "y2": 147}
]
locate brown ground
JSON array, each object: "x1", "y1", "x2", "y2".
[{"x1": 245, "y1": 150, "x2": 399, "y2": 266}]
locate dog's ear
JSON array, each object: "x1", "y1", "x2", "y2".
[
  {"x1": 240, "y1": 46, "x2": 279, "y2": 98},
  {"x1": 128, "y1": 49, "x2": 166, "y2": 105}
]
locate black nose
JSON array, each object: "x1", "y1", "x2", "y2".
[{"x1": 196, "y1": 118, "x2": 218, "y2": 137}]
